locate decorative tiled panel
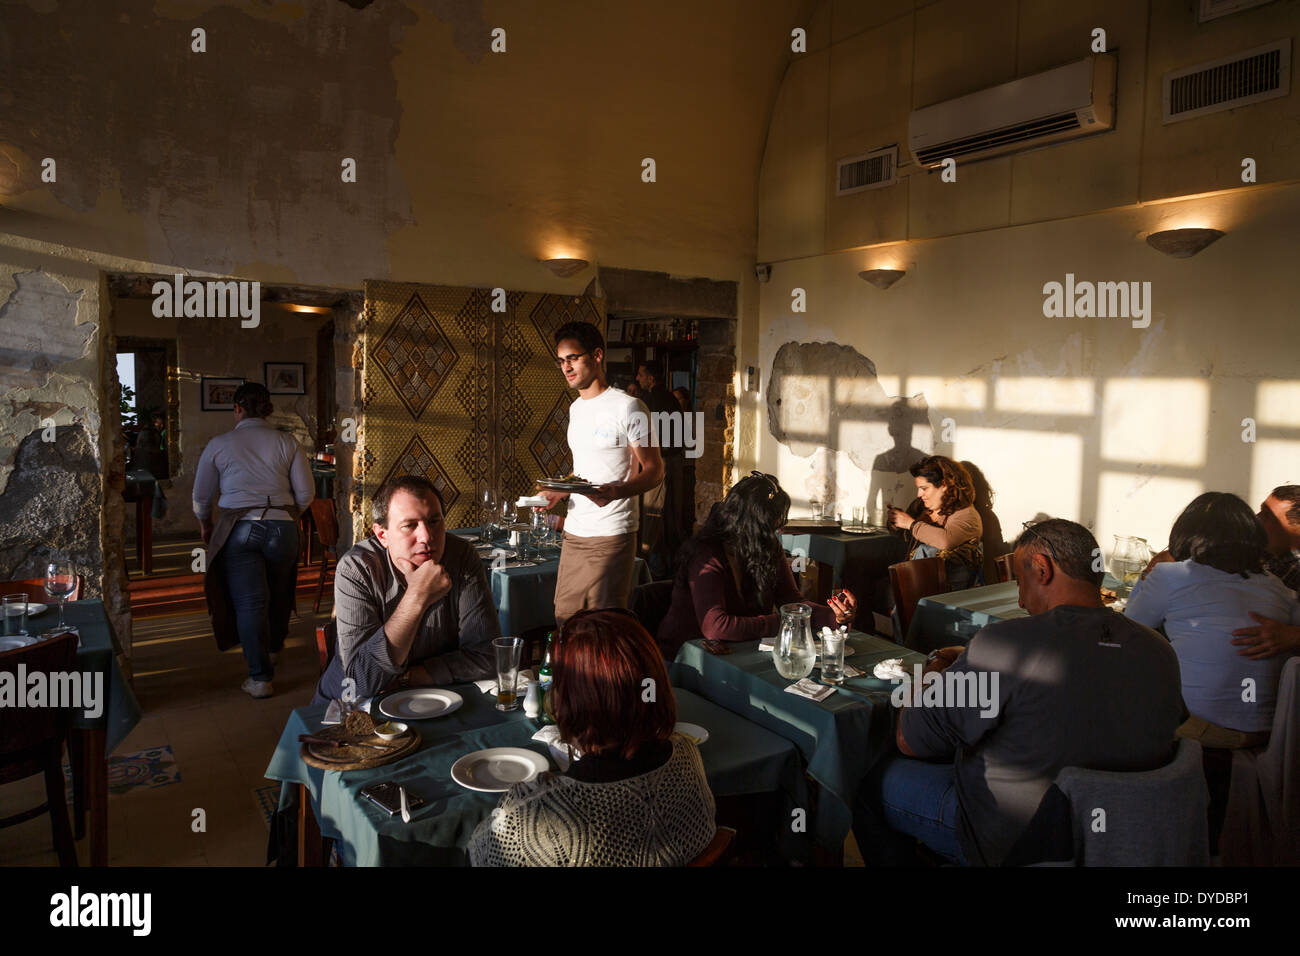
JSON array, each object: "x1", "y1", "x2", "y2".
[{"x1": 358, "y1": 281, "x2": 603, "y2": 537}]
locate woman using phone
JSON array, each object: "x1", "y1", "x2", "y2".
[
  {"x1": 655, "y1": 471, "x2": 856, "y2": 659},
  {"x1": 888, "y1": 455, "x2": 984, "y2": 591}
]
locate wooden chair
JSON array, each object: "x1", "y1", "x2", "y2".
[
  {"x1": 687, "y1": 826, "x2": 737, "y2": 867},
  {"x1": 0, "y1": 632, "x2": 80, "y2": 866},
  {"x1": 310, "y1": 499, "x2": 340, "y2": 613},
  {"x1": 0, "y1": 576, "x2": 84, "y2": 603},
  {"x1": 315, "y1": 618, "x2": 338, "y2": 675},
  {"x1": 888, "y1": 557, "x2": 948, "y2": 638},
  {"x1": 630, "y1": 579, "x2": 674, "y2": 639},
  {"x1": 994, "y1": 553, "x2": 1016, "y2": 583}
]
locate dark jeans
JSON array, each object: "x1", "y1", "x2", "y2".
[
  {"x1": 224, "y1": 519, "x2": 299, "y2": 681},
  {"x1": 853, "y1": 752, "x2": 966, "y2": 865}
]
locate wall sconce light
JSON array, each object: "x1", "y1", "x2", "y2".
[
  {"x1": 858, "y1": 269, "x2": 906, "y2": 290},
  {"x1": 540, "y1": 258, "x2": 589, "y2": 278},
  {"x1": 1145, "y1": 228, "x2": 1224, "y2": 258}
]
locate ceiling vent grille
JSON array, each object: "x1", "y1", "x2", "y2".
[
  {"x1": 835, "y1": 147, "x2": 898, "y2": 195},
  {"x1": 1198, "y1": 0, "x2": 1276, "y2": 23},
  {"x1": 1163, "y1": 39, "x2": 1290, "y2": 123}
]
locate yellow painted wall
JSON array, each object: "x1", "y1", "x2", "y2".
[{"x1": 748, "y1": 0, "x2": 1300, "y2": 556}]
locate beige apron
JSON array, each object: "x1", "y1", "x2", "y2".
[{"x1": 203, "y1": 501, "x2": 303, "y2": 652}]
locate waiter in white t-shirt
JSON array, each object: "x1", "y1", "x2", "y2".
[{"x1": 536, "y1": 321, "x2": 664, "y2": 625}]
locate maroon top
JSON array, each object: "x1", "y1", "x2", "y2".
[{"x1": 655, "y1": 540, "x2": 838, "y2": 659}]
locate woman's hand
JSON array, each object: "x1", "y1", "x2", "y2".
[
  {"x1": 888, "y1": 507, "x2": 914, "y2": 531},
  {"x1": 829, "y1": 588, "x2": 857, "y2": 625}
]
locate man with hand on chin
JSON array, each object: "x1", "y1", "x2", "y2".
[
  {"x1": 537, "y1": 321, "x2": 664, "y2": 625},
  {"x1": 312, "y1": 475, "x2": 499, "y2": 705}
]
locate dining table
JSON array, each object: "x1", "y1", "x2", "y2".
[
  {"x1": 670, "y1": 630, "x2": 926, "y2": 854},
  {"x1": 265, "y1": 683, "x2": 807, "y2": 866},
  {"x1": 781, "y1": 528, "x2": 906, "y2": 612},
  {"x1": 449, "y1": 530, "x2": 651, "y2": 636},
  {"x1": 53, "y1": 600, "x2": 143, "y2": 866}
]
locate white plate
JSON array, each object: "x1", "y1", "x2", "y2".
[
  {"x1": 2, "y1": 603, "x2": 47, "y2": 616},
  {"x1": 450, "y1": 747, "x2": 550, "y2": 792},
  {"x1": 378, "y1": 688, "x2": 464, "y2": 720},
  {"x1": 0, "y1": 635, "x2": 37, "y2": 651},
  {"x1": 674, "y1": 722, "x2": 709, "y2": 745}
]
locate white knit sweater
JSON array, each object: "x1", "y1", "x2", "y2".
[{"x1": 467, "y1": 735, "x2": 717, "y2": 867}]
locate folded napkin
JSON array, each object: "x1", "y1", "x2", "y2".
[
  {"x1": 872, "y1": 658, "x2": 910, "y2": 681},
  {"x1": 473, "y1": 669, "x2": 536, "y2": 697},
  {"x1": 842, "y1": 663, "x2": 865, "y2": 679},
  {"x1": 322, "y1": 698, "x2": 372, "y2": 725},
  {"x1": 532, "y1": 725, "x2": 581, "y2": 771},
  {"x1": 784, "y1": 678, "x2": 836, "y2": 702}
]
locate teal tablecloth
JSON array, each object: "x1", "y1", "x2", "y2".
[
  {"x1": 265, "y1": 683, "x2": 805, "y2": 866},
  {"x1": 451, "y1": 531, "x2": 650, "y2": 635},
  {"x1": 60, "y1": 600, "x2": 142, "y2": 753},
  {"x1": 670, "y1": 632, "x2": 925, "y2": 847},
  {"x1": 904, "y1": 581, "x2": 1027, "y2": 653},
  {"x1": 781, "y1": 530, "x2": 905, "y2": 614}
]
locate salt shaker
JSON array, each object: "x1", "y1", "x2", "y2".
[{"x1": 523, "y1": 680, "x2": 541, "y2": 718}]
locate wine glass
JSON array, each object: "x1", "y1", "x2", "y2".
[
  {"x1": 43, "y1": 559, "x2": 79, "y2": 638},
  {"x1": 480, "y1": 486, "x2": 497, "y2": 541}
]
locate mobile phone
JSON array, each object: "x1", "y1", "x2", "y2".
[{"x1": 359, "y1": 781, "x2": 426, "y2": 817}]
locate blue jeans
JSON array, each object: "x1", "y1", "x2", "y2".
[
  {"x1": 224, "y1": 520, "x2": 299, "y2": 681},
  {"x1": 854, "y1": 753, "x2": 966, "y2": 865}
]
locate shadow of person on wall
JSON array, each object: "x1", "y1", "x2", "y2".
[
  {"x1": 961, "y1": 460, "x2": 1005, "y2": 586},
  {"x1": 867, "y1": 399, "x2": 927, "y2": 518}
]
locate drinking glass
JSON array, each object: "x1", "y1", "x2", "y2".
[
  {"x1": 43, "y1": 561, "x2": 78, "y2": 637},
  {"x1": 480, "y1": 487, "x2": 497, "y2": 541},
  {"x1": 3, "y1": 594, "x2": 28, "y2": 637},
  {"x1": 820, "y1": 629, "x2": 845, "y2": 684},
  {"x1": 493, "y1": 637, "x2": 523, "y2": 711},
  {"x1": 851, "y1": 506, "x2": 863, "y2": 529},
  {"x1": 809, "y1": 499, "x2": 822, "y2": 521}
]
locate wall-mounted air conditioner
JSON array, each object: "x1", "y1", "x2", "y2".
[{"x1": 908, "y1": 54, "x2": 1117, "y2": 168}]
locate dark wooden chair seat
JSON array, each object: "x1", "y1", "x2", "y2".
[
  {"x1": 0, "y1": 631, "x2": 80, "y2": 866},
  {"x1": 994, "y1": 552, "x2": 1016, "y2": 583},
  {"x1": 888, "y1": 557, "x2": 948, "y2": 637},
  {"x1": 687, "y1": 825, "x2": 737, "y2": 867}
]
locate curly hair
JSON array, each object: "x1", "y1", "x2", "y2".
[
  {"x1": 675, "y1": 472, "x2": 791, "y2": 611},
  {"x1": 909, "y1": 455, "x2": 975, "y2": 517}
]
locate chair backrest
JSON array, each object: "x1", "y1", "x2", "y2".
[
  {"x1": 1054, "y1": 737, "x2": 1209, "y2": 866},
  {"x1": 993, "y1": 553, "x2": 1015, "y2": 583},
  {"x1": 315, "y1": 618, "x2": 338, "y2": 675},
  {"x1": 0, "y1": 632, "x2": 79, "y2": 759},
  {"x1": 310, "y1": 499, "x2": 340, "y2": 550},
  {"x1": 888, "y1": 557, "x2": 947, "y2": 637},
  {"x1": 630, "y1": 579, "x2": 674, "y2": 639},
  {"x1": 687, "y1": 826, "x2": 736, "y2": 867},
  {"x1": 0, "y1": 576, "x2": 84, "y2": 603}
]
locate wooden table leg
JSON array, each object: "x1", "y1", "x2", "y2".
[
  {"x1": 68, "y1": 731, "x2": 87, "y2": 840},
  {"x1": 297, "y1": 783, "x2": 324, "y2": 867},
  {"x1": 85, "y1": 728, "x2": 108, "y2": 866}
]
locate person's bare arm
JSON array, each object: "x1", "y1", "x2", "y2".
[{"x1": 585, "y1": 442, "x2": 664, "y2": 507}]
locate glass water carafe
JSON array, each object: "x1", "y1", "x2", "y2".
[
  {"x1": 1111, "y1": 535, "x2": 1153, "y2": 596},
  {"x1": 772, "y1": 603, "x2": 816, "y2": 680}
]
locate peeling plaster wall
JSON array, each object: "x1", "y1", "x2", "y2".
[
  {"x1": 113, "y1": 298, "x2": 321, "y2": 536},
  {"x1": 0, "y1": 242, "x2": 131, "y2": 656}
]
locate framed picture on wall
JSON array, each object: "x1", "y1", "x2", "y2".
[
  {"x1": 264, "y1": 362, "x2": 306, "y2": 395},
  {"x1": 200, "y1": 376, "x2": 245, "y2": 411},
  {"x1": 606, "y1": 318, "x2": 624, "y2": 343}
]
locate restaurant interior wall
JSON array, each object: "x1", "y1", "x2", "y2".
[
  {"x1": 113, "y1": 297, "x2": 322, "y2": 537},
  {"x1": 743, "y1": 0, "x2": 1300, "y2": 560}
]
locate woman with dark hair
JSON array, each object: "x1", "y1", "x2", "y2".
[
  {"x1": 1127, "y1": 492, "x2": 1300, "y2": 748},
  {"x1": 655, "y1": 472, "x2": 856, "y2": 659},
  {"x1": 887, "y1": 455, "x2": 984, "y2": 591},
  {"x1": 193, "y1": 382, "x2": 314, "y2": 698},
  {"x1": 467, "y1": 609, "x2": 716, "y2": 866}
]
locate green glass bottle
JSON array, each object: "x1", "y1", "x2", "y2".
[{"x1": 537, "y1": 631, "x2": 555, "y2": 725}]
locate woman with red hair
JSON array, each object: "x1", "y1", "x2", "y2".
[{"x1": 467, "y1": 609, "x2": 716, "y2": 866}]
